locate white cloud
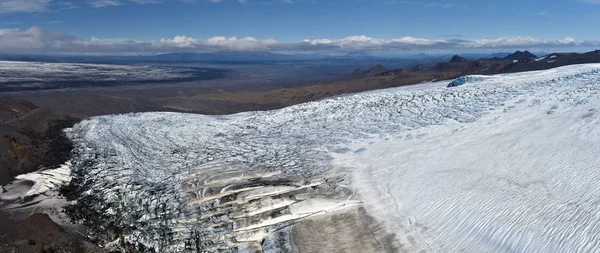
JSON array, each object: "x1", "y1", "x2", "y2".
[
  {"x1": 0, "y1": 26, "x2": 597, "y2": 54},
  {"x1": 57, "y1": 1, "x2": 78, "y2": 9},
  {"x1": 385, "y1": 0, "x2": 454, "y2": 8},
  {"x1": 458, "y1": 37, "x2": 579, "y2": 49},
  {"x1": 0, "y1": 0, "x2": 53, "y2": 13},
  {"x1": 0, "y1": 0, "x2": 308, "y2": 12},
  {"x1": 129, "y1": 0, "x2": 162, "y2": 4},
  {"x1": 298, "y1": 35, "x2": 588, "y2": 51},
  {"x1": 92, "y1": 0, "x2": 199, "y2": 6},
  {"x1": 88, "y1": 0, "x2": 121, "y2": 7},
  {"x1": 0, "y1": 27, "x2": 76, "y2": 52}
]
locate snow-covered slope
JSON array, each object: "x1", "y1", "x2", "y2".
[
  {"x1": 0, "y1": 164, "x2": 72, "y2": 222},
  {"x1": 65, "y1": 64, "x2": 600, "y2": 252}
]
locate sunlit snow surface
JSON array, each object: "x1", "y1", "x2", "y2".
[{"x1": 67, "y1": 64, "x2": 600, "y2": 252}]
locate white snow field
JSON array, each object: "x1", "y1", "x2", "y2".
[
  {"x1": 0, "y1": 164, "x2": 72, "y2": 223},
  {"x1": 0, "y1": 61, "x2": 221, "y2": 91},
  {"x1": 0, "y1": 61, "x2": 196, "y2": 82},
  {"x1": 65, "y1": 64, "x2": 600, "y2": 252}
]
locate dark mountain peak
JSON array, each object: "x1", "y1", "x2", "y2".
[
  {"x1": 377, "y1": 69, "x2": 406, "y2": 77},
  {"x1": 369, "y1": 64, "x2": 386, "y2": 71},
  {"x1": 367, "y1": 64, "x2": 387, "y2": 76},
  {"x1": 350, "y1": 64, "x2": 387, "y2": 78},
  {"x1": 413, "y1": 64, "x2": 427, "y2": 71},
  {"x1": 583, "y1": 50, "x2": 600, "y2": 56},
  {"x1": 450, "y1": 55, "x2": 469, "y2": 63},
  {"x1": 351, "y1": 69, "x2": 367, "y2": 78},
  {"x1": 504, "y1": 50, "x2": 537, "y2": 60}
]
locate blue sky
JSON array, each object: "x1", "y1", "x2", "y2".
[{"x1": 0, "y1": 0, "x2": 599, "y2": 54}]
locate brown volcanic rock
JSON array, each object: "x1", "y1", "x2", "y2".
[
  {"x1": 412, "y1": 64, "x2": 427, "y2": 71},
  {"x1": 20, "y1": 214, "x2": 68, "y2": 237},
  {"x1": 351, "y1": 64, "x2": 387, "y2": 78},
  {"x1": 0, "y1": 213, "x2": 102, "y2": 253},
  {"x1": 431, "y1": 61, "x2": 470, "y2": 73},
  {"x1": 0, "y1": 114, "x2": 76, "y2": 186},
  {"x1": 350, "y1": 68, "x2": 367, "y2": 78},
  {"x1": 366, "y1": 64, "x2": 387, "y2": 76},
  {"x1": 377, "y1": 69, "x2": 406, "y2": 77},
  {"x1": 431, "y1": 57, "x2": 515, "y2": 74},
  {"x1": 0, "y1": 98, "x2": 38, "y2": 123},
  {"x1": 0, "y1": 97, "x2": 83, "y2": 185}
]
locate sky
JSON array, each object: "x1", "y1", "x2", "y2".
[{"x1": 0, "y1": 0, "x2": 599, "y2": 54}]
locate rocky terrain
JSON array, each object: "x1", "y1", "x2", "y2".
[
  {"x1": 0, "y1": 98, "x2": 76, "y2": 186},
  {"x1": 0, "y1": 213, "x2": 102, "y2": 253}
]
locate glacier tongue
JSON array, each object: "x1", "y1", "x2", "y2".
[{"x1": 65, "y1": 64, "x2": 600, "y2": 252}]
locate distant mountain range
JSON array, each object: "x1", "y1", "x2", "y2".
[
  {"x1": 344, "y1": 51, "x2": 373, "y2": 57},
  {"x1": 443, "y1": 49, "x2": 600, "y2": 74},
  {"x1": 351, "y1": 64, "x2": 387, "y2": 78},
  {"x1": 349, "y1": 49, "x2": 600, "y2": 81},
  {"x1": 0, "y1": 51, "x2": 534, "y2": 64},
  {"x1": 449, "y1": 55, "x2": 469, "y2": 63},
  {"x1": 503, "y1": 50, "x2": 537, "y2": 60},
  {"x1": 142, "y1": 51, "x2": 301, "y2": 62},
  {"x1": 1, "y1": 49, "x2": 577, "y2": 75}
]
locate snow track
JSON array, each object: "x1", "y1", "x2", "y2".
[{"x1": 66, "y1": 64, "x2": 600, "y2": 252}]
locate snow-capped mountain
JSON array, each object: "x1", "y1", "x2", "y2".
[{"x1": 65, "y1": 64, "x2": 600, "y2": 252}]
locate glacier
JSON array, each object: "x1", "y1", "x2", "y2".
[
  {"x1": 0, "y1": 61, "x2": 224, "y2": 91},
  {"x1": 64, "y1": 64, "x2": 600, "y2": 252}
]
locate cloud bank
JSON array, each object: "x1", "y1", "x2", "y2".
[
  {"x1": 0, "y1": 27, "x2": 598, "y2": 54},
  {"x1": 0, "y1": 0, "x2": 597, "y2": 14},
  {"x1": 0, "y1": 0, "x2": 53, "y2": 13},
  {"x1": 0, "y1": 0, "x2": 295, "y2": 13}
]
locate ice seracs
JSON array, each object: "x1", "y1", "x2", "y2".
[{"x1": 63, "y1": 64, "x2": 600, "y2": 252}]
